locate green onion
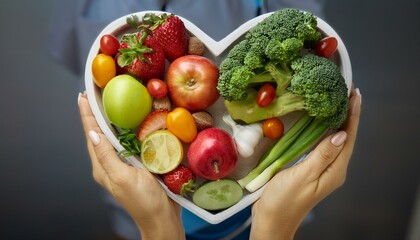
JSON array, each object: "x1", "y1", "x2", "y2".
[
  {"x1": 237, "y1": 112, "x2": 312, "y2": 188},
  {"x1": 244, "y1": 117, "x2": 328, "y2": 192}
]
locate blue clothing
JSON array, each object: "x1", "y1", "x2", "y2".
[
  {"x1": 48, "y1": 0, "x2": 325, "y2": 77},
  {"x1": 49, "y1": 1, "x2": 324, "y2": 239}
]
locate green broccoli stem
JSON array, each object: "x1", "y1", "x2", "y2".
[
  {"x1": 246, "y1": 62, "x2": 292, "y2": 95},
  {"x1": 248, "y1": 72, "x2": 275, "y2": 84},
  {"x1": 264, "y1": 62, "x2": 292, "y2": 95},
  {"x1": 245, "y1": 117, "x2": 328, "y2": 192},
  {"x1": 225, "y1": 90, "x2": 305, "y2": 124},
  {"x1": 237, "y1": 113, "x2": 313, "y2": 188}
]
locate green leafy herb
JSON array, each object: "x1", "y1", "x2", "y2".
[
  {"x1": 126, "y1": 15, "x2": 141, "y2": 29},
  {"x1": 117, "y1": 129, "x2": 141, "y2": 157}
]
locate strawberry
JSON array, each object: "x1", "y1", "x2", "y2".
[
  {"x1": 137, "y1": 109, "x2": 169, "y2": 141},
  {"x1": 117, "y1": 31, "x2": 165, "y2": 82},
  {"x1": 142, "y1": 13, "x2": 188, "y2": 62},
  {"x1": 162, "y1": 164, "x2": 195, "y2": 196}
]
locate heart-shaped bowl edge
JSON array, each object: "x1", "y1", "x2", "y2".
[{"x1": 84, "y1": 10, "x2": 352, "y2": 224}]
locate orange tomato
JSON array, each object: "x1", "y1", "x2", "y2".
[
  {"x1": 166, "y1": 107, "x2": 197, "y2": 143},
  {"x1": 262, "y1": 117, "x2": 284, "y2": 140},
  {"x1": 91, "y1": 53, "x2": 116, "y2": 88}
]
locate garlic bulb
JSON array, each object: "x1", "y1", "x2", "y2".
[{"x1": 222, "y1": 114, "x2": 263, "y2": 158}]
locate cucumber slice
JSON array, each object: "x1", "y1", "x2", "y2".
[{"x1": 192, "y1": 179, "x2": 243, "y2": 210}]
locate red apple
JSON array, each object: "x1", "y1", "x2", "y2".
[
  {"x1": 166, "y1": 55, "x2": 219, "y2": 111},
  {"x1": 187, "y1": 128, "x2": 238, "y2": 180}
]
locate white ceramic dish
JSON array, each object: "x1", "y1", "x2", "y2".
[{"x1": 85, "y1": 10, "x2": 352, "y2": 224}]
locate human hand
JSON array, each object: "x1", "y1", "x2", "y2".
[
  {"x1": 78, "y1": 92, "x2": 185, "y2": 240},
  {"x1": 250, "y1": 88, "x2": 362, "y2": 240}
]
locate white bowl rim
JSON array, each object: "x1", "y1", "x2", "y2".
[{"x1": 84, "y1": 10, "x2": 352, "y2": 224}]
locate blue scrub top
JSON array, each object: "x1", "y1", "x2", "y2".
[{"x1": 48, "y1": 0, "x2": 325, "y2": 76}]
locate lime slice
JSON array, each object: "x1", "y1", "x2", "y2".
[{"x1": 140, "y1": 130, "x2": 183, "y2": 174}]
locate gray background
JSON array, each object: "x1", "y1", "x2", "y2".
[{"x1": 1, "y1": 0, "x2": 419, "y2": 239}]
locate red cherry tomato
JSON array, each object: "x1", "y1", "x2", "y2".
[
  {"x1": 262, "y1": 117, "x2": 284, "y2": 140},
  {"x1": 256, "y1": 83, "x2": 276, "y2": 108},
  {"x1": 100, "y1": 34, "x2": 120, "y2": 56},
  {"x1": 315, "y1": 36, "x2": 338, "y2": 58},
  {"x1": 147, "y1": 78, "x2": 168, "y2": 99}
]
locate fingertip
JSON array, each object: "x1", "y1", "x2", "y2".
[
  {"x1": 89, "y1": 130, "x2": 101, "y2": 146},
  {"x1": 77, "y1": 92, "x2": 82, "y2": 105},
  {"x1": 88, "y1": 130, "x2": 126, "y2": 173},
  {"x1": 350, "y1": 89, "x2": 362, "y2": 116},
  {"x1": 77, "y1": 91, "x2": 87, "y2": 106},
  {"x1": 330, "y1": 131, "x2": 347, "y2": 147},
  {"x1": 343, "y1": 88, "x2": 362, "y2": 136},
  {"x1": 354, "y1": 88, "x2": 362, "y2": 105},
  {"x1": 301, "y1": 131, "x2": 347, "y2": 180}
]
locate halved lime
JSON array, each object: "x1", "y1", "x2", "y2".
[{"x1": 140, "y1": 130, "x2": 183, "y2": 174}]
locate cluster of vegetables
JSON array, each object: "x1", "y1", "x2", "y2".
[
  {"x1": 90, "y1": 8, "x2": 348, "y2": 212},
  {"x1": 218, "y1": 8, "x2": 348, "y2": 192}
]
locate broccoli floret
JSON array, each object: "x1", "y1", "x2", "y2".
[
  {"x1": 296, "y1": 11, "x2": 323, "y2": 47},
  {"x1": 217, "y1": 37, "x2": 300, "y2": 102},
  {"x1": 217, "y1": 8, "x2": 322, "y2": 102},
  {"x1": 241, "y1": 32, "x2": 271, "y2": 70},
  {"x1": 319, "y1": 94, "x2": 349, "y2": 130},
  {"x1": 265, "y1": 37, "x2": 304, "y2": 64},
  {"x1": 225, "y1": 54, "x2": 349, "y2": 127},
  {"x1": 245, "y1": 8, "x2": 321, "y2": 52},
  {"x1": 218, "y1": 60, "x2": 292, "y2": 102},
  {"x1": 289, "y1": 54, "x2": 348, "y2": 118},
  {"x1": 219, "y1": 39, "x2": 249, "y2": 72}
]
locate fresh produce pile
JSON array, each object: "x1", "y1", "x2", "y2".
[{"x1": 90, "y1": 9, "x2": 348, "y2": 212}]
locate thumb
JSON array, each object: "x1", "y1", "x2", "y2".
[
  {"x1": 301, "y1": 131, "x2": 347, "y2": 181},
  {"x1": 78, "y1": 93, "x2": 131, "y2": 188},
  {"x1": 88, "y1": 130, "x2": 129, "y2": 179}
]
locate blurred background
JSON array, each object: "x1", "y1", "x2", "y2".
[{"x1": 1, "y1": 0, "x2": 419, "y2": 239}]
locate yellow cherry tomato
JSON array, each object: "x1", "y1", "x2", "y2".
[
  {"x1": 166, "y1": 107, "x2": 197, "y2": 143},
  {"x1": 262, "y1": 117, "x2": 284, "y2": 140},
  {"x1": 91, "y1": 53, "x2": 116, "y2": 88}
]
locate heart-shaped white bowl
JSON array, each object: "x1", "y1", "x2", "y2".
[{"x1": 85, "y1": 10, "x2": 352, "y2": 224}]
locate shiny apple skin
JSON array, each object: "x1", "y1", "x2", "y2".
[
  {"x1": 187, "y1": 128, "x2": 238, "y2": 180},
  {"x1": 166, "y1": 55, "x2": 220, "y2": 111}
]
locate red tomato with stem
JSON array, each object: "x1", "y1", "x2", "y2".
[
  {"x1": 147, "y1": 78, "x2": 168, "y2": 99},
  {"x1": 315, "y1": 36, "x2": 338, "y2": 58},
  {"x1": 262, "y1": 117, "x2": 284, "y2": 140},
  {"x1": 256, "y1": 83, "x2": 276, "y2": 108},
  {"x1": 100, "y1": 34, "x2": 120, "y2": 56}
]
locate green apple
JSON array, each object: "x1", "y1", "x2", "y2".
[{"x1": 103, "y1": 74, "x2": 152, "y2": 129}]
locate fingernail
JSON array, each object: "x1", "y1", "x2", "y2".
[
  {"x1": 350, "y1": 89, "x2": 362, "y2": 115},
  {"x1": 78, "y1": 91, "x2": 87, "y2": 104},
  {"x1": 331, "y1": 131, "x2": 347, "y2": 146},
  {"x1": 89, "y1": 130, "x2": 101, "y2": 146},
  {"x1": 355, "y1": 88, "x2": 362, "y2": 105}
]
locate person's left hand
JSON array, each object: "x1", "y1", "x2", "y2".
[
  {"x1": 78, "y1": 92, "x2": 185, "y2": 240},
  {"x1": 250, "y1": 88, "x2": 362, "y2": 240}
]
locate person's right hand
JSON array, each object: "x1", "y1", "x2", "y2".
[
  {"x1": 250, "y1": 88, "x2": 362, "y2": 240},
  {"x1": 78, "y1": 92, "x2": 185, "y2": 240}
]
